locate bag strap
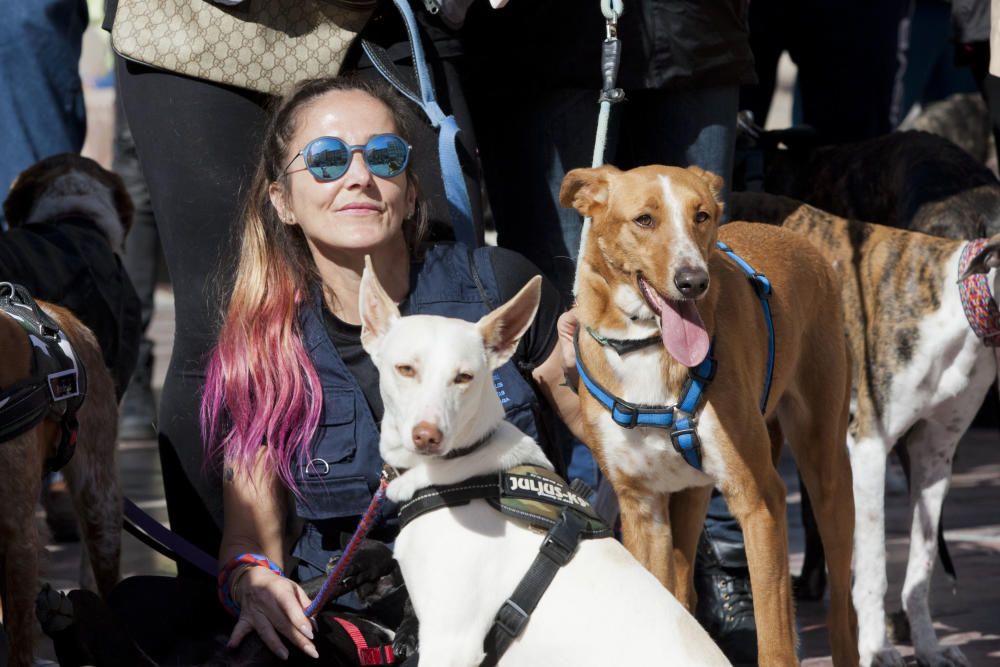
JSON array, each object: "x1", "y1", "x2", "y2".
[{"x1": 361, "y1": 0, "x2": 476, "y2": 248}]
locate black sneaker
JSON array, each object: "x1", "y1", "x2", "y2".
[{"x1": 694, "y1": 533, "x2": 758, "y2": 666}]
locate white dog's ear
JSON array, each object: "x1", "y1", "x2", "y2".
[
  {"x1": 360, "y1": 255, "x2": 400, "y2": 357},
  {"x1": 477, "y1": 275, "x2": 542, "y2": 369}
]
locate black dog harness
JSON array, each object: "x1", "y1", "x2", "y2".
[
  {"x1": 398, "y1": 465, "x2": 611, "y2": 667},
  {"x1": 0, "y1": 283, "x2": 86, "y2": 471}
]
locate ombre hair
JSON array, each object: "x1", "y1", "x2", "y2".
[{"x1": 201, "y1": 76, "x2": 429, "y2": 491}]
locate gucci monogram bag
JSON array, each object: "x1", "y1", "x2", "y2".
[{"x1": 111, "y1": 0, "x2": 376, "y2": 96}]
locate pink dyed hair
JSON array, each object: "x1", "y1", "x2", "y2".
[{"x1": 200, "y1": 77, "x2": 428, "y2": 491}]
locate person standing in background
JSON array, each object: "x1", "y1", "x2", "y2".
[{"x1": 0, "y1": 0, "x2": 88, "y2": 223}]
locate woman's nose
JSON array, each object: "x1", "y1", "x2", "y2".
[{"x1": 341, "y1": 149, "x2": 372, "y2": 188}]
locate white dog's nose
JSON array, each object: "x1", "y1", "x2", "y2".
[{"x1": 412, "y1": 421, "x2": 443, "y2": 453}]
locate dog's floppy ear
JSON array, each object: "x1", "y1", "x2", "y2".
[
  {"x1": 477, "y1": 275, "x2": 542, "y2": 370},
  {"x1": 559, "y1": 166, "x2": 618, "y2": 218},
  {"x1": 359, "y1": 255, "x2": 400, "y2": 358},
  {"x1": 686, "y1": 165, "x2": 725, "y2": 205},
  {"x1": 959, "y1": 235, "x2": 1000, "y2": 280}
]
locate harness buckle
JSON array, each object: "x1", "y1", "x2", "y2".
[
  {"x1": 541, "y1": 508, "x2": 586, "y2": 566},
  {"x1": 494, "y1": 599, "x2": 531, "y2": 639},
  {"x1": 47, "y1": 368, "x2": 80, "y2": 402},
  {"x1": 670, "y1": 426, "x2": 701, "y2": 457},
  {"x1": 611, "y1": 399, "x2": 639, "y2": 428}
]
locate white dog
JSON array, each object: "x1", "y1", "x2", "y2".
[{"x1": 358, "y1": 258, "x2": 730, "y2": 667}]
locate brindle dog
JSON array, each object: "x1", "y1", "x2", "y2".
[{"x1": 732, "y1": 191, "x2": 996, "y2": 667}]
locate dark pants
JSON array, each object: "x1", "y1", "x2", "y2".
[
  {"x1": 741, "y1": 0, "x2": 912, "y2": 142},
  {"x1": 113, "y1": 95, "x2": 161, "y2": 392}
]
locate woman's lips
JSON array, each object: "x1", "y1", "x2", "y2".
[{"x1": 338, "y1": 202, "x2": 382, "y2": 214}]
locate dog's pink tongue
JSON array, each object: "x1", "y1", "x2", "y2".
[{"x1": 646, "y1": 288, "x2": 710, "y2": 367}]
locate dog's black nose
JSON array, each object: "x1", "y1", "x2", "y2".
[
  {"x1": 412, "y1": 422, "x2": 443, "y2": 453},
  {"x1": 673, "y1": 266, "x2": 709, "y2": 298}
]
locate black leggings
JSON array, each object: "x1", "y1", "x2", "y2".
[{"x1": 117, "y1": 58, "x2": 269, "y2": 569}]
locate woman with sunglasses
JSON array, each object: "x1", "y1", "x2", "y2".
[{"x1": 200, "y1": 76, "x2": 581, "y2": 663}]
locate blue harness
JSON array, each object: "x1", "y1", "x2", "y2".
[{"x1": 575, "y1": 242, "x2": 775, "y2": 471}]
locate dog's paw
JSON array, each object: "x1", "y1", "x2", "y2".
[
  {"x1": 338, "y1": 539, "x2": 398, "y2": 597},
  {"x1": 35, "y1": 583, "x2": 75, "y2": 634},
  {"x1": 386, "y1": 476, "x2": 420, "y2": 503},
  {"x1": 916, "y1": 646, "x2": 970, "y2": 667},
  {"x1": 392, "y1": 598, "x2": 419, "y2": 659}
]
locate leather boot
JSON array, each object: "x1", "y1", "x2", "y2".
[{"x1": 694, "y1": 531, "x2": 758, "y2": 666}]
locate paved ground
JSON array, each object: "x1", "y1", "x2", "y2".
[{"x1": 31, "y1": 286, "x2": 1000, "y2": 664}]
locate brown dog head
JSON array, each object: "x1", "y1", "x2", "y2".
[
  {"x1": 560, "y1": 164, "x2": 725, "y2": 367},
  {"x1": 4, "y1": 154, "x2": 134, "y2": 253}
]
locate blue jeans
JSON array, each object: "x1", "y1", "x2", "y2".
[
  {"x1": 0, "y1": 0, "x2": 88, "y2": 226},
  {"x1": 616, "y1": 86, "x2": 739, "y2": 222}
]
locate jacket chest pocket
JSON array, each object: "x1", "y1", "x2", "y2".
[
  {"x1": 304, "y1": 389, "x2": 359, "y2": 473},
  {"x1": 297, "y1": 389, "x2": 374, "y2": 519}
]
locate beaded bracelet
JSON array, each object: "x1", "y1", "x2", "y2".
[{"x1": 217, "y1": 552, "x2": 284, "y2": 616}]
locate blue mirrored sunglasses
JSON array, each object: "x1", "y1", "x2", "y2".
[{"x1": 282, "y1": 133, "x2": 411, "y2": 182}]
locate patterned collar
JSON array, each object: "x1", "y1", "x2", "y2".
[{"x1": 958, "y1": 239, "x2": 1000, "y2": 347}]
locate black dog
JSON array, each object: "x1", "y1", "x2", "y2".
[
  {"x1": 1, "y1": 153, "x2": 141, "y2": 397},
  {"x1": 36, "y1": 540, "x2": 417, "y2": 666},
  {"x1": 742, "y1": 126, "x2": 1000, "y2": 240}
]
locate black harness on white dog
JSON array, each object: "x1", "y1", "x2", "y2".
[
  {"x1": 0, "y1": 283, "x2": 85, "y2": 471},
  {"x1": 398, "y1": 465, "x2": 611, "y2": 667}
]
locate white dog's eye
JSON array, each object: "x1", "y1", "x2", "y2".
[
  {"x1": 396, "y1": 364, "x2": 416, "y2": 378},
  {"x1": 453, "y1": 372, "x2": 474, "y2": 384}
]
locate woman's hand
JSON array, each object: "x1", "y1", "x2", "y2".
[
  {"x1": 532, "y1": 307, "x2": 586, "y2": 442},
  {"x1": 556, "y1": 308, "x2": 580, "y2": 391},
  {"x1": 227, "y1": 566, "x2": 319, "y2": 660}
]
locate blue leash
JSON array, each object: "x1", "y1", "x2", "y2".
[
  {"x1": 575, "y1": 242, "x2": 776, "y2": 471},
  {"x1": 361, "y1": 0, "x2": 476, "y2": 248},
  {"x1": 715, "y1": 241, "x2": 774, "y2": 412}
]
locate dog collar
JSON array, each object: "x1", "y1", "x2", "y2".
[
  {"x1": 958, "y1": 239, "x2": 1000, "y2": 347},
  {"x1": 585, "y1": 326, "x2": 661, "y2": 356},
  {"x1": 441, "y1": 427, "x2": 497, "y2": 460}
]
